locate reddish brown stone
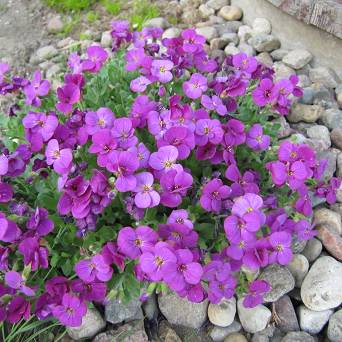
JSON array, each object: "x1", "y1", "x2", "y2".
[
  {"x1": 274, "y1": 295, "x2": 299, "y2": 332},
  {"x1": 317, "y1": 225, "x2": 342, "y2": 261}
]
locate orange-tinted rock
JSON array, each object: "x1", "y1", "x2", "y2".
[{"x1": 317, "y1": 226, "x2": 342, "y2": 261}]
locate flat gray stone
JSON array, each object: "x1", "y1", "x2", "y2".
[
  {"x1": 302, "y1": 238, "x2": 322, "y2": 263},
  {"x1": 287, "y1": 254, "x2": 309, "y2": 287},
  {"x1": 287, "y1": 103, "x2": 323, "y2": 123},
  {"x1": 298, "y1": 305, "x2": 333, "y2": 334},
  {"x1": 282, "y1": 49, "x2": 312, "y2": 69},
  {"x1": 328, "y1": 309, "x2": 342, "y2": 342},
  {"x1": 274, "y1": 295, "x2": 299, "y2": 332},
  {"x1": 209, "y1": 320, "x2": 241, "y2": 341},
  {"x1": 105, "y1": 297, "x2": 143, "y2": 324},
  {"x1": 322, "y1": 108, "x2": 342, "y2": 129},
  {"x1": 309, "y1": 66, "x2": 340, "y2": 89},
  {"x1": 281, "y1": 331, "x2": 315, "y2": 342},
  {"x1": 250, "y1": 34, "x2": 280, "y2": 52}
]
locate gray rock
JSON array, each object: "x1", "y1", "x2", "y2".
[
  {"x1": 57, "y1": 37, "x2": 75, "y2": 48},
  {"x1": 237, "y1": 298, "x2": 271, "y2": 334},
  {"x1": 251, "y1": 326, "x2": 276, "y2": 342},
  {"x1": 238, "y1": 42, "x2": 255, "y2": 56},
  {"x1": 172, "y1": 324, "x2": 212, "y2": 342},
  {"x1": 300, "y1": 87, "x2": 314, "y2": 105},
  {"x1": 312, "y1": 83, "x2": 335, "y2": 107},
  {"x1": 207, "y1": 0, "x2": 230, "y2": 10},
  {"x1": 218, "y1": 6, "x2": 243, "y2": 21},
  {"x1": 196, "y1": 26, "x2": 219, "y2": 41},
  {"x1": 209, "y1": 321, "x2": 242, "y2": 341},
  {"x1": 291, "y1": 237, "x2": 307, "y2": 254},
  {"x1": 255, "y1": 52, "x2": 272, "y2": 66},
  {"x1": 210, "y1": 37, "x2": 230, "y2": 50},
  {"x1": 282, "y1": 49, "x2": 312, "y2": 69},
  {"x1": 309, "y1": 67, "x2": 340, "y2": 89},
  {"x1": 306, "y1": 125, "x2": 331, "y2": 150},
  {"x1": 317, "y1": 149, "x2": 337, "y2": 179},
  {"x1": 302, "y1": 238, "x2": 322, "y2": 262},
  {"x1": 224, "y1": 45, "x2": 240, "y2": 56},
  {"x1": 101, "y1": 31, "x2": 112, "y2": 48},
  {"x1": 327, "y1": 309, "x2": 342, "y2": 342},
  {"x1": 274, "y1": 295, "x2": 299, "y2": 332},
  {"x1": 298, "y1": 305, "x2": 333, "y2": 334},
  {"x1": 273, "y1": 62, "x2": 295, "y2": 81},
  {"x1": 301, "y1": 256, "x2": 342, "y2": 311},
  {"x1": 199, "y1": 4, "x2": 215, "y2": 18},
  {"x1": 321, "y1": 108, "x2": 342, "y2": 129},
  {"x1": 144, "y1": 17, "x2": 170, "y2": 29},
  {"x1": 287, "y1": 254, "x2": 309, "y2": 287},
  {"x1": 238, "y1": 25, "x2": 253, "y2": 43},
  {"x1": 158, "y1": 320, "x2": 182, "y2": 342},
  {"x1": 273, "y1": 116, "x2": 292, "y2": 138},
  {"x1": 67, "y1": 308, "x2": 105, "y2": 340},
  {"x1": 105, "y1": 297, "x2": 143, "y2": 324},
  {"x1": 281, "y1": 331, "x2": 315, "y2": 342},
  {"x1": 47, "y1": 15, "x2": 64, "y2": 34},
  {"x1": 259, "y1": 264, "x2": 295, "y2": 302},
  {"x1": 221, "y1": 32, "x2": 239, "y2": 45},
  {"x1": 252, "y1": 18, "x2": 271, "y2": 35},
  {"x1": 209, "y1": 15, "x2": 226, "y2": 25},
  {"x1": 336, "y1": 84, "x2": 342, "y2": 108},
  {"x1": 215, "y1": 21, "x2": 243, "y2": 35},
  {"x1": 208, "y1": 298, "x2": 236, "y2": 328},
  {"x1": 34, "y1": 45, "x2": 58, "y2": 63},
  {"x1": 158, "y1": 291, "x2": 208, "y2": 329},
  {"x1": 271, "y1": 49, "x2": 289, "y2": 61},
  {"x1": 162, "y1": 27, "x2": 181, "y2": 39},
  {"x1": 313, "y1": 208, "x2": 342, "y2": 234},
  {"x1": 46, "y1": 64, "x2": 61, "y2": 79},
  {"x1": 298, "y1": 74, "x2": 312, "y2": 88},
  {"x1": 142, "y1": 293, "x2": 158, "y2": 320},
  {"x1": 93, "y1": 320, "x2": 147, "y2": 342},
  {"x1": 331, "y1": 128, "x2": 342, "y2": 149},
  {"x1": 287, "y1": 103, "x2": 323, "y2": 123},
  {"x1": 211, "y1": 49, "x2": 226, "y2": 64},
  {"x1": 224, "y1": 333, "x2": 248, "y2": 342},
  {"x1": 250, "y1": 34, "x2": 280, "y2": 52}
]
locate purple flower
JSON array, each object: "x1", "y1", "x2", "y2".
[
  {"x1": 130, "y1": 76, "x2": 151, "y2": 92},
  {"x1": 82, "y1": 46, "x2": 108, "y2": 73},
  {"x1": 75, "y1": 254, "x2": 113, "y2": 282},
  {"x1": 195, "y1": 119, "x2": 223, "y2": 146},
  {"x1": 56, "y1": 83, "x2": 81, "y2": 114},
  {"x1": 200, "y1": 179, "x2": 231, "y2": 213},
  {"x1": 129, "y1": 142, "x2": 150, "y2": 168},
  {"x1": 106, "y1": 151, "x2": 139, "y2": 192},
  {"x1": 101, "y1": 242, "x2": 125, "y2": 271},
  {"x1": 232, "y1": 53, "x2": 257, "y2": 74},
  {"x1": 0, "y1": 154, "x2": 8, "y2": 176},
  {"x1": 243, "y1": 280, "x2": 271, "y2": 308},
  {"x1": 52, "y1": 293, "x2": 87, "y2": 327},
  {"x1": 149, "y1": 145, "x2": 179, "y2": 172},
  {"x1": 295, "y1": 220, "x2": 317, "y2": 241},
  {"x1": 111, "y1": 118, "x2": 138, "y2": 149},
  {"x1": 160, "y1": 169, "x2": 193, "y2": 207},
  {"x1": 5, "y1": 271, "x2": 35, "y2": 296},
  {"x1": 158, "y1": 223, "x2": 198, "y2": 249},
  {"x1": 117, "y1": 225, "x2": 158, "y2": 259},
  {"x1": 242, "y1": 239, "x2": 270, "y2": 270},
  {"x1": 18, "y1": 237, "x2": 48, "y2": 271},
  {"x1": 232, "y1": 193, "x2": 263, "y2": 217},
  {"x1": 147, "y1": 110, "x2": 172, "y2": 137},
  {"x1": 167, "y1": 209, "x2": 193, "y2": 229},
  {"x1": 201, "y1": 95, "x2": 227, "y2": 116},
  {"x1": 183, "y1": 73, "x2": 207, "y2": 99},
  {"x1": 157, "y1": 126, "x2": 195, "y2": 160},
  {"x1": 269, "y1": 231, "x2": 293, "y2": 265},
  {"x1": 45, "y1": 139, "x2": 72, "y2": 175},
  {"x1": 7, "y1": 296, "x2": 31, "y2": 324},
  {"x1": 133, "y1": 172, "x2": 160, "y2": 208},
  {"x1": 246, "y1": 124, "x2": 270, "y2": 151},
  {"x1": 0, "y1": 182, "x2": 13, "y2": 203},
  {"x1": 71, "y1": 280, "x2": 107, "y2": 302},
  {"x1": 252, "y1": 78, "x2": 276, "y2": 107},
  {"x1": 125, "y1": 48, "x2": 150, "y2": 71},
  {"x1": 181, "y1": 29, "x2": 205, "y2": 53},
  {"x1": 85, "y1": 107, "x2": 114, "y2": 135},
  {"x1": 27, "y1": 207, "x2": 54, "y2": 236},
  {"x1": 0, "y1": 215, "x2": 21, "y2": 243},
  {"x1": 151, "y1": 59, "x2": 174, "y2": 83},
  {"x1": 0, "y1": 63, "x2": 9, "y2": 83},
  {"x1": 139, "y1": 242, "x2": 176, "y2": 281},
  {"x1": 163, "y1": 249, "x2": 203, "y2": 292},
  {"x1": 23, "y1": 71, "x2": 50, "y2": 107},
  {"x1": 23, "y1": 112, "x2": 58, "y2": 143},
  {"x1": 89, "y1": 129, "x2": 117, "y2": 168}
]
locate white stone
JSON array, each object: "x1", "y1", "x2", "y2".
[
  {"x1": 309, "y1": 67, "x2": 340, "y2": 88},
  {"x1": 328, "y1": 309, "x2": 342, "y2": 342},
  {"x1": 67, "y1": 308, "x2": 105, "y2": 340},
  {"x1": 199, "y1": 4, "x2": 215, "y2": 18},
  {"x1": 208, "y1": 298, "x2": 236, "y2": 327},
  {"x1": 162, "y1": 27, "x2": 181, "y2": 39},
  {"x1": 101, "y1": 31, "x2": 112, "y2": 48},
  {"x1": 144, "y1": 17, "x2": 170, "y2": 29},
  {"x1": 207, "y1": 0, "x2": 230, "y2": 10},
  {"x1": 282, "y1": 49, "x2": 312, "y2": 69},
  {"x1": 252, "y1": 18, "x2": 271, "y2": 35},
  {"x1": 224, "y1": 44, "x2": 239, "y2": 56},
  {"x1": 238, "y1": 25, "x2": 253, "y2": 43},
  {"x1": 301, "y1": 256, "x2": 342, "y2": 311},
  {"x1": 306, "y1": 125, "x2": 331, "y2": 150},
  {"x1": 218, "y1": 6, "x2": 243, "y2": 21},
  {"x1": 196, "y1": 26, "x2": 219, "y2": 41},
  {"x1": 298, "y1": 305, "x2": 333, "y2": 334},
  {"x1": 287, "y1": 254, "x2": 309, "y2": 287},
  {"x1": 36, "y1": 45, "x2": 58, "y2": 61},
  {"x1": 237, "y1": 298, "x2": 271, "y2": 333},
  {"x1": 47, "y1": 15, "x2": 64, "y2": 34}
]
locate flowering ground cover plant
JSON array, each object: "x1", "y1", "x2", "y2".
[{"x1": 0, "y1": 20, "x2": 340, "y2": 331}]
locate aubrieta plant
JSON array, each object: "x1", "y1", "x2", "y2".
[{"x1": 0, "y1": 20, "x2": 340, "y2": 328}]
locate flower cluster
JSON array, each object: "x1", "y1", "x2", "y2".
[{"x1": 0, "y1": 21, "x2": 340, "y2": 328}]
